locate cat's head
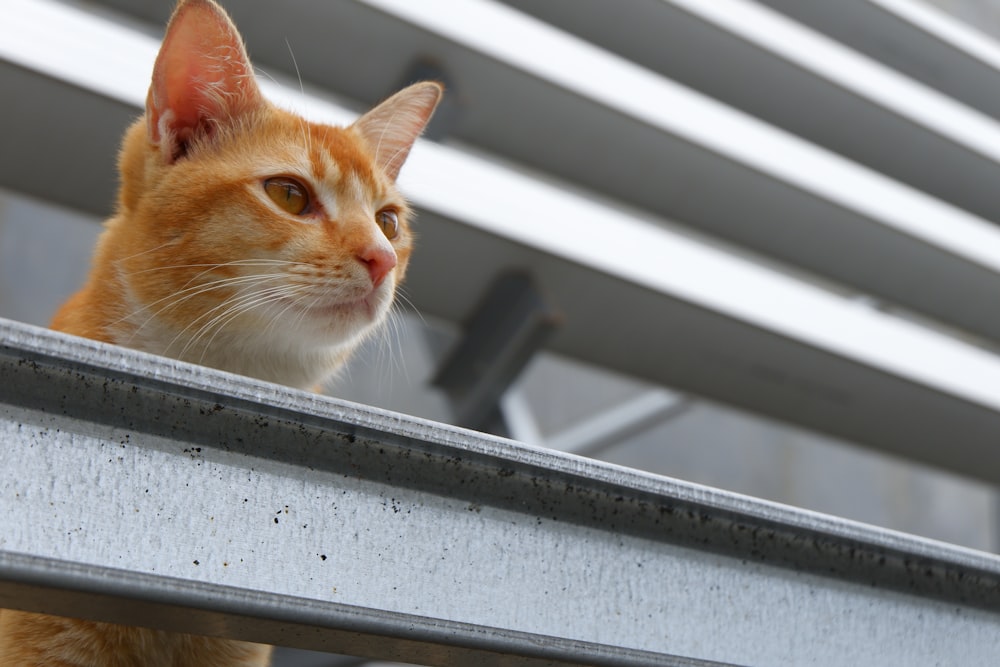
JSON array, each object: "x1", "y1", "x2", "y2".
[{"x1": 109, "y1": 0, "x2": 441, "y2": 385}]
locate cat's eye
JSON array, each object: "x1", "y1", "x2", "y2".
[
  {"x1": 264, "y1": 177, "x2": 310, "y2": 215},
  {"x1": 377, "y1": 209, "x2": 399, "y2": 240}
]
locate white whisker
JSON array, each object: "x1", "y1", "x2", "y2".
[
  {"x1": 119, "y1": 272, "x2": 290, "y2": 342},
  {"x1": 373, "y1": 106, "x2": 404, "y2": 170},
  {"x1": 194, "y1": 285, "x2": 309, "y2": 362},
  {"x1": 393, "y1": 286, "x2": 427, "y2": 327},
  {"x1": 174, "y1": 283, "x2": 306, "y2": 360},
  {"x1": 285, "y1": 38, "x2": 305, "y2": 96},
  {"x1": 113, "y1": 240, "x2": 180, "y2": 267}
]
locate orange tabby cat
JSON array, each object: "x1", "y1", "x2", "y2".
[{"x1": 0, "y1": 0, "x2": 440, "y2": 665}]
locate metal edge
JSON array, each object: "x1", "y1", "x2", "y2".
[
  {"x1": 3, "y1": 317, "x2": 1000, "y2": 612},
  {"x1": 0, "y1": 551, "x2": 734, "y2": 667}
]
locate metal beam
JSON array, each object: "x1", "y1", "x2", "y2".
[
  {"x1": 3, "y1": 318, "x2": 1000, "y2": 666},
  {"x1": 545, "y1": 390, "x2": 690, "y2": 457},
  {"x1": 432, "y1": 272, "x2": 560, "y2": 432},
  {"x1": 756, "y1": 0, "x2": 1000, "y2": 123},
  {"x1": 501, "y1": 0, "x2": 1000, "y2": 228},
  {"x1": 269, "y1": 648, "x2": 368, "y2": 667}
]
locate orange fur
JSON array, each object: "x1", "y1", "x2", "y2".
[
  {"x1": 1, "y1": 0, "x2": 440, "y2": 664},
  {"x1": 0, "y1": 611, "x2": 270, "y2": 667}
]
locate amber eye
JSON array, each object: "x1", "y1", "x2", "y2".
[
  {"x1": 264, "y1": 177, "x2": 310, "y2": 215},
  {"x1": 377, "y1": 209, "x2": 399, "y2": 240}
]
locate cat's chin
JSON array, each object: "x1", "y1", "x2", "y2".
[
  {"x1": 289, "y1": 292, "x2": 393, "y2": 350},
  {"x1": 305, "y1": 297, "x2": 379, "y2": 321},
  {"x1": 297, "y1": 285, "x2": 394, "y2": 326}
]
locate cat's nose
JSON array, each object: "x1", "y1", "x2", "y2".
[{"x1": 356, "y1": 246, "x2": 397, "y2": 288}]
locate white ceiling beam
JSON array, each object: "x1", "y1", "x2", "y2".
[
  {"x1": 758, "y1": 0, "x2": 1000, "y2": 122},
  {"x1": 501, "y1": 0, "x2": 1000, "y2": 229}
]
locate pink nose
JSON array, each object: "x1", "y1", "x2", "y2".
[{"x1": 356, "y1": 246, "x2": 397, "y2": 288}]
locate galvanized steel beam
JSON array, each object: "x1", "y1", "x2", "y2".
[{"x1": 2, "y1": 318, "x2": 1000, "y2": 667}]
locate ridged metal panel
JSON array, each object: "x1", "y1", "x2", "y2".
[{"x1": 2, "y1": 318, "x2": 1000, "y2": 666}]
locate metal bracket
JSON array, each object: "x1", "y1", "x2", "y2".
[{"x1": 431, "y1": 271, "x2": 561, "y2": 432}]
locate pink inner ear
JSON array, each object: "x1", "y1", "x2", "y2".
[
  {"x1": 146, "y1": 0, "x2": 261, "y2": 157},
  {"x1": 353, "y1": 82, "x2": 443, "y2": 181}
]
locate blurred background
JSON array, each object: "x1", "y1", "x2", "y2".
[{"x1": 4, "y1": 0, "x2": 1000, "y2": 664}]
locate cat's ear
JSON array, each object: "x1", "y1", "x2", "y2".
[
  {"x1": 353, "y1": 82, "x2": 443, "y2": 181},
  {"x1": 146, "y1": 0, "x2": 263, "y2": 162}
]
